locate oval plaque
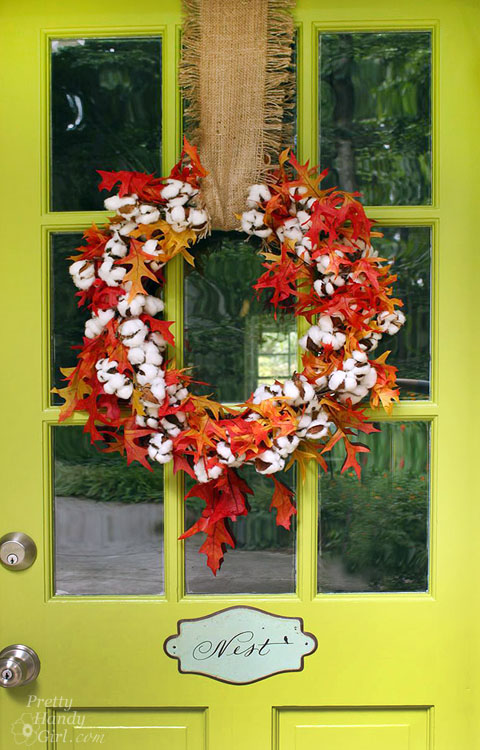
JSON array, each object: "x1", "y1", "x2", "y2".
[{"x1": 164, "y1": 606, "x2": 317, "y2": 685}]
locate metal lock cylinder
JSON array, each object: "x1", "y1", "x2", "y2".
[{"x1": 0, "y1": 645, "x2": 41, "y2": 688}]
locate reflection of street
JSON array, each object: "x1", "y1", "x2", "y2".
[{"x1": 55, "y1": 497, "x2": 368, "y2": 596}]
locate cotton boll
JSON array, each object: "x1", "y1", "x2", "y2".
[
  {"x1": 275, "y1": 434, "x2": 300, "y2": 457},
  {"x1": 332, "y1": 332, "x2": 346, "y2": 350},
  {"x1": 149, "y1": 332, "x2": 168, "y2": 350},
  {"x1": 128, "y1": 347, "x2": 145, "y2": 365},
  {"x1": 193, "y1": 459, "x2": 208, "y2": 483},
  {"x1": 69, "y1": 260, "x2": 95, "y2": 284},
  {"x1": 98, "y1": 257, "x2": 127, "y2": 287},
  {"x1": 170, "y1": 205, "x2": 186, "y2": 225},
  {"x1": 161, "y1": 179, "x2": 183, "y2": 200},
  {"x1": 143, "y1": 295, "x2": 164, "y2": 316},
  {"x1": 151, "y1": 377, "x2": 166, "y2": 402},
  {"x1": 344, "y1": 374, "x2": 357, "y2": 391},
  {"x1": 353, "y1": 350, "x2": 368, "y2": 363},
  {"x1": 329, "y1": 370, "x2": 346, "y2": 391},
  {"x1": 254, "y1": 450, "x2": 285, "y2": 475},
  {"x1": 85, "y1": 309, "x2": 115, "y2": 339},
  {"x1": 118, "y1": 318, "x2": 148, "y2": 348},
  {"x1": 117, "y1": 382, "x2": 133, "y2": 400},
  {"x1": 104, "y1": 195, "x2": 136, "y2": 212},
  {"x1": 362, "y1": 367, "x2": 378, "y2": 389},
  {"x1": 316, "y1": 255, "x2": 330, "y2": 274},
  {"x1": 104, "y1": 235, "x2": 127, "y2": 259},
  {"x1": 189, "y1": 208, "x2": 209, "y2": 227},
  {"x1": 137, "y1": 206, "x2": 160, "y2": 225},
  {"x1": 118, "y1": 221, "x2": 137, "y2": 236},
  {"x1": 246, "y1": 184, "x2": 272, "y2": 208},
  {"x1": 305, "y1": 420, "x2": 329, "y2": 439},
  {"x1": 283, "y1": 218, "x2": 303, "y2": 242},
  {"x1": 283, "y1": 380, "x2": 300, "y2": 402},
  {"x1": 143, "y1": 239, "x2": 160, "y2": 256},
  {"x1": 296, "y1": 210, "x2": 311, "y2": 230},
  {"x1": 142, "y1": 341, "x2": 163, "y2": 366},
  {"x1": 137, "y1": 363, "x2": 160, "y2": 386}
]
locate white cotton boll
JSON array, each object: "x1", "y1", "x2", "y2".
[
  {"x1": 102, "y1": 373, "x2": 124, "y2": 394},
  {"x1": 343, "y1": 358, "x2": 355, "y2": 372},
  {"x1": 137, "y1": 363, "x2": 160, "y2": 386},
  {"x1": 118, "y1": 318, "x2": 148, "y2": 348},
  {"x1": 353, "y1": 350, "x2": 368, "y2": 363},
  {"x1": 241, "y1": 216, "x2": 255, "y2": 235},
  {"x1": 208, "y1": 464, "x2": 223, "y2": 480},
  {"x1": 283, "y1": 218, "x2": 303, "y2": 242},
  {"x1": 313, "y1": 279, "x2": 324, "y2": 297},
  {"x1": 143, "y1": 295, "x2": 164, "y2": 317},
  {"x1": 301, "y1": 382, "x2": 315, "y2": 403},
  {"x1": 305, "y1": 421, "x2": 329, "y2": 439},
  {"x1": 161, "y1": 179, "x2": 183, "y2": 200},
  {"x1": 255, "y1": 450, "x2": 285, "y2": 475},
  {"x1": 318, "y1": 315, "x2": 333, "y2": 332},
  {"x1": 329, "y1": 370, "x2": 346, "y2": 391},
  {"x1": 174, "y1": 387, "x2": 188, "y2": 402},
  {"x1": 161, "y1": 419, "x2": 181, "y2": 437},
  {"x1": 149, "y1": 332, "x2": 167, "y2": 349},
  {"x1": 137, "y1": 207, "x2": 160, "y2": 225},
  {"x1": 316, "y1": 255, "x2": 330, "y2": 274},
  {"x1": 151, "y1": 377, "x2": 166, "y2": 402},
  {"x1": 296, "y1": 210, "x2": 311, "y2": 230},
  {"x1": 136, "y1": 415, "x2": 147, "y2": 427},
  {"x1": 104, "y1": 195, "x2": 136, "y2": 212},
  {"x1": 288, "y1": 185, "x2": 308, "y2": 200},
  {"x1": 118, "y1": 221, "x2": 137, "y2": 236},
  {"x1": 143, "y1": 239, "x2": 159, "y2": 256},
  {"x1": 217, "y1": 441, "x2": 233, "y2": 461},
  {"x1": 128, "y1": 347, "x2": 145, "y2": 365},
  {"x1": 315, "y1": 375, "x2": 328, "y2": 388},
  {"x1": 297, "y1": 413, "x2": 313, "y2": 431},
  {"x1": 332, "y1": 332, "x2": 346, "y2": 350},
  {"x1": 146, "y1": 417, "x2": 159, "y2": 429},
  {"x1": 362, "y1": 368, "x2": 377, "y2": 389},
  {"x1": 69, "y1": 260, "x2": 94, "y2": 279},
  {"x1": 104, "y1": 235, "x2": 127, "y2": 259},
  {"x1": 275, "y1": 435, "x2": 300, "y2": 457},
  {"x1": 246, "y1": 184, "x2": 272, "y2": 207},
  {"x1": 129, "y1": 294, "x2": 146, "y2": 317},
  {"x1": 169, "y1": 195, "x2": 190, "y2": 207},
  {"x1": 143, "y1": 341, "x2": 163, "y2": 366},
  {"x1": 74, "y1": 274, "x2": 95, "y2": 290},
  {"x1": 193, "y1": 459, "x2": 209, "y2": 483},
  {"x1": 254, "y1": 227, "x2": 272, "y2": 238},
  {"x1": 169, "y1": 205, "x2": 186, "y2": 224},
  {"x1": 283, "y1": 380, "x2": 300, "y2": 401},
  {"x1": 98, "y1": 258, "x2": 126, "y2": 287},
  {"x1": 117, "y1": 383, "x2": 133, "y2": 400},
  {"x1": 189, "y1": 208, "x2": 208, "y2": 227},
  {"x1": 344, "y1": 374, "x2": 357, "y2": 391}
]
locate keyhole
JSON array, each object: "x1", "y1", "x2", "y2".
[
  {"x1": 2, "y1": 668, "x2": 13, "y2": 681},
  {"x1": 7, "y1": 554, "x2": 18, "y2": 565}
]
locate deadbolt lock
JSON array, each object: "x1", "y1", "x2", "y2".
[{"x1": 0, "y1": 532, "x2": 37, "y2": 571}]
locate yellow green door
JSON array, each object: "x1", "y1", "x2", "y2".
[{"x1": 1, "y1": 0, "x2": 478, "y2": 748}]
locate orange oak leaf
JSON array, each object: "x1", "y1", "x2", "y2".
[
  {"x1": 52, "y1": 367, "x2": 91, "y2": 421},
  {"x1": 118, "y1": 238, "x2": 158, "y2": 301},
  {"x1": 199, "y1": 518, "x2": 235, "y2": 575},
  {"x1": 270, "y1": 476, "x2": 297, "y2": 530}
]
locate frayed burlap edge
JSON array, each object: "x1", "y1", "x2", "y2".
[{"x1": 180, "y1": 0, "x2": 295, "y2": 229}]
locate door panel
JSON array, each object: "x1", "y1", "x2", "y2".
[{"x1": 0, "y1": 1, "x2": 477, "y2": 748}]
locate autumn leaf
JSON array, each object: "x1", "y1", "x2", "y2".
[
  {"x1": 199, "y1": 518, "x2": 235, "y2": 575},
  {"x1": 118, "y1": 238, "x2": 158, "y2": 301},
  {"x1": 269, "y1": 476, "x2": 297, "y2": 529},
  {"x1": 140, "y1": 315, "x2": 175, "y2": 347},
  {"x1": 52, "y1": 367, "x2": 92, "y2": 421},
  {"x1": 190, "y1": 394, "x2": 226, "y2": 420},
  {"x1": 341, "y1": 439, "x2": 369, "y2": 479},
  {"x1": 122, "y1": 418, "x2": 153, "y2": 469}
]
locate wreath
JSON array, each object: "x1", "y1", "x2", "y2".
[{"x1": 54, "y1": 138, "x2": 405, "y2": 574}]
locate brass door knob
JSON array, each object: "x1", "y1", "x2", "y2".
[{"x1": 0, "y1": 645, "x2": 40, "y2": 688}]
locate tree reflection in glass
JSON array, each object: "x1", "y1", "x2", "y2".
[
  {"x1": 51, "y1": 37, "x2": 162, "y2": 211},
  {"x1": 319, "y1": 31, "x2": 432, "y2": 205},
  {"x1": 184, "y1": 232, "x2": 297, "y2": 404},
  {"x1": 318, "y1": 421, "x2": 429, "y2": 593}
]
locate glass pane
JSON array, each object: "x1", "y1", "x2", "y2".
[
  {"x1": 51, "y1": 37, "x2": 162, "y2": 211},
  {"x1": 53, "y1": 426, "x2": 164, "y2": 595},
  {"x1": 184, "y1": 232, "x2": 297, "y2": 403},
  {"x1": 318, "y1": 421, "x2": 429, "y2": 593},
  {"x1": 374, "y1": 226, "x2": 431, "y2": 399},
  {"x1": 51, "y1": 233, "x2": 89, "y2": 404},
  {"x1": 318, "y1": 31, "x2": 432, "y2": 205},
  {"x1": 185, "y1": 466, "x2": 296, "y2": 594}
]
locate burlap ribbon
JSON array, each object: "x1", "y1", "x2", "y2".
[{"x1": 180, "y1": 0, "x2": 295, "y2": 230}]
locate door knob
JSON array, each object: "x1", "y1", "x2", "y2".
[{"x1": 0, "y1": 645, "x2": 40, "y2": 688}]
